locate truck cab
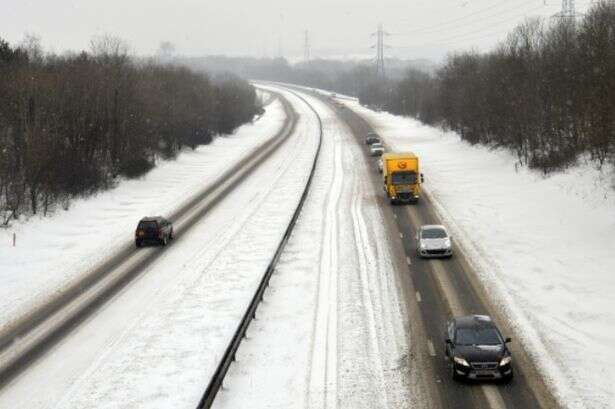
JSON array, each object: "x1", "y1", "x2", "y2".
[{"x1": 382, "y1": 152, "x2": 424, "y2": 204}]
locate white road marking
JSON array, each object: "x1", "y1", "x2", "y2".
[
  {"x1": 481, "y1": 385, "x2": 508, "y2": 409},
  {"x1": 399, "y1": 232, "x2": 404, "y2": 239},
  {"x1": 415, "y1": 291, "x2": 422, "y2": 302},
  {"x1": 406, "y1": 256, "x2": 412, "y2": 265},
  {"x1": 393, "y1": 213, "x2": 397, "y2": 219},
  {"x1": 427, "y1": 340, "x2": 436, "y2": 357}
]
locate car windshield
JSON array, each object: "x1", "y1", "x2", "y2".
[
  {"x1": 422, "y1": 228, "x2": 447, "y2": 239},
  {"x1": 391, "y1": 171, "x2": 417, "y2": 185},
  {"x1": 456, "y1": 327, "x2": 502, "y2": 346}
]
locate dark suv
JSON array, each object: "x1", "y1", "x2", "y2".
[
  {"x1": 135, "y1": 216, "x2": 174, "y2": 248},
  {"x1": 445, "y1": 315, "x2": 513, "y2": 382},
  {"x1": 365, "y1": 132, "x2": 381, "y2": 145}
]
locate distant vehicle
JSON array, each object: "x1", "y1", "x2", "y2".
[
  {"x1": 445, "y1": 315, "x2": 513, "y2": 382},
  {"x1": 416, "y1": 224, "x2": 452, "y2": 258},
  {"x1": 365, "y1": 132, "x2": 381, "y2": 145},
  {"x1": 377, "y1": 157, "x2": 384, "y2": 173},
  {"x1": 135, "y1": 216, "x2": 174, "y2": 247},
  {"x1": 382, "y1": 152, "x2": 424, "y2": 204},
  {"x1": 370, "y1": 143, "x2": 385, "y2": 156}
]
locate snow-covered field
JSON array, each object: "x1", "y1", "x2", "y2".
[
  {"x1": 0, "y1": 97, "x2": 285, "y2": 328},
  {"x1": 343, "y1": 99, "x2": 615, "y2": 409},
  {"x1": 0, "y1": 88, "x2": 320, "y2": 408},
  {"x1": 213, "y1": 89, "x2": 419, "y2": 409}
]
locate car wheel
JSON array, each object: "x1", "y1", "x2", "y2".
[
  {"x1": 161, "y1": 236, "x2": 168, "y2": 246},
  {"x1": 135, "y1": 240, "x2": 142, "y2": 248},
  {"x1": 501, "y1": 371, "x2": 513, "y2": 384},
  {"x1": 169, "y1": 229, "x2": 174, "y2": 240}
]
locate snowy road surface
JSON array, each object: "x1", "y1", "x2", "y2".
[
  {"x1": 213, "y1": 88, "x2": 419, "y2": 409},
  {"x1": 0, "y1": 90, "x2": 319, "y2": 408},
  {"x1": 0, "y1": 97, "x2": 286, "y2": 330}
]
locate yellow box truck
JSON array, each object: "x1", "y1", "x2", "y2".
[{"x1": 382, "y1": 152, "x2": 424, "y2": 204}]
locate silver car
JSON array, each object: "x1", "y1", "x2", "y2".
[
  {"x1": 370, "y1": 142, "x2": 384, "y2": 157},
  {"x1": 416, "y1": 225, "x2": 453, "y2": 258}
]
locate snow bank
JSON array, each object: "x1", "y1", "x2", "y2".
[
  {"x1": 0, "y1": 96, "x2": 286, "y2": 328},
  {"x1": 344, "y1": 100, "x2": 615, "y2": 409}
]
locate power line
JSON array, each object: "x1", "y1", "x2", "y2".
[
  {"x1": 393, "y1": 0, "x2": 541, "y2": 38},
  {"x1": 394, "y1": 4, "x2": 548, "y2": 48},
  {"x1": 393, "y1": 0, "x2": 532, "y2": 35}
]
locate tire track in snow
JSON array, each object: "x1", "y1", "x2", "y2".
[
  {"x1": 306, "y1": 120, "x2": 344, "y2": 409},
  {"x1": 343, "y1": 167, "x2": 390, "y2": 408},
  {"x1": 337, "y1": 113, "x2": 413, "y2": 409}
]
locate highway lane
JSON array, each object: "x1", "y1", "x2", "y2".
[{"x1": 329, "y1": 97, "x2": 553, "y2": 409}]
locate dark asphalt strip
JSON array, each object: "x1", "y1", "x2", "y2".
[
  {"x1": 412, "y1": 195, "x2": 543, "y2": 409},
  {"x1": 394, "y1": 206, "x2": 481, "y2": 409}
]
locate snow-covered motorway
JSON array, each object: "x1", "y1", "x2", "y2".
[
  {"x1": 0, "y1": 89, "x2": 320, "y2": 407},
  {"x1": 0, "y1": 83, "x2": 598, "y2": 409},
  {"x1": 212, "y1": 85, "x2": 551, "y2": 409}
]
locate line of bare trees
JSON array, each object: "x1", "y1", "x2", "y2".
[
  {"x1": 367, "y1": 1, "x2": 615, "y2": 173},
  {"x1": 0, "y1": 36, "x2": 259, "y2": 224}
]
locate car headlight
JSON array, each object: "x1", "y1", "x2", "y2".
[
  {"x1": 444, "y1": 238, "x2": 451, "y2": 248},
  {"x1": 499, "y1": 356, "x2": 512, "y2": 366},
  {"x1": 453, "y1": 356, "x2": 470, "y2": 367},
  {"x1": 420, "y1": 242, "x2": 426, "y2": 249}
]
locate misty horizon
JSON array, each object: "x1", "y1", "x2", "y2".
[{"x1": 2, "y1": 0, "x2": 593, "y2": 63}]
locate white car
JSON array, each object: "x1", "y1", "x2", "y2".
[
  {"x1": 416, "y1": 225, "x2": 453, "y2": 258},
  {"x1": 370, "y1": 143, "x2": 384, "y2": 157}
]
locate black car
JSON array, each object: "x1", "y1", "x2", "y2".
[
  {"x1": 365, "y1": 132, "x2": 381, "y2": 145},
  {"x1": 445, "y1": 315, "x2": 513, "y2": 382},
  {"x1": 135, "y1": 216, "x2": 174, "y2": 247}
]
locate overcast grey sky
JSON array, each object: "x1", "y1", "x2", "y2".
[{"x1": 2, "y1": 0, "x2": 594, "y2": 62}]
